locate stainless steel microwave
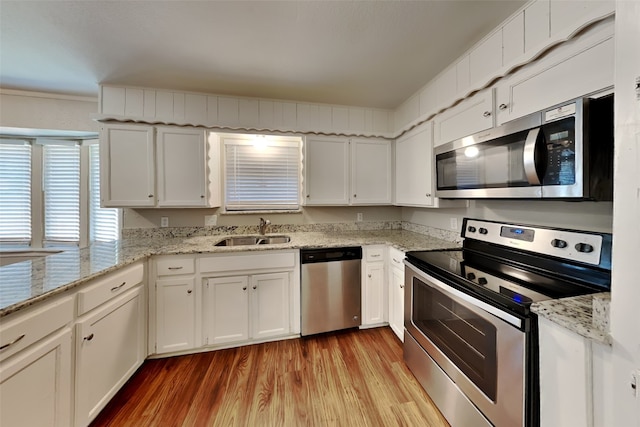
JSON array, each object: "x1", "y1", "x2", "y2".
[{"x1": 434, "y1": 94, "x2": 613, "y2": 200}]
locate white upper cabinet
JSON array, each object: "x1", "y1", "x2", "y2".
[
  {"x1": 469, "y1": 30, "x2": 503, "y2": 88},
  {"x1": 495, "y1": 19, "x2": 614, "y2": 126},
  {"x1": 304, "y1": 136, "x2": 392, "y2": 206},
  {"x1": 433, "y1": 89, "x2": 494, "y2": 147},
  {"x1": 304, "y1": 136, "x2": 350, "y2": 205},
  {"x1": 100, "y1": 123, "x2": 156, "y2": 207},
  {"x1": 351, "y1": 138, "x2": 392, "y2": 205},
  {"x1": 156, "y1": 127, "x2": 209, "y2": 207},
  {"x1": 394, "y1": 122, "x2": 465, "y2": 208},
  {"x1": 100, "y1": 124, "x2": 221, "y2": 208}
]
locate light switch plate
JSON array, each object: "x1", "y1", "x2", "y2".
[
  {"x1": 356, "y1": 213, "x2": 363, "y2": 222},
  {"x1": 205, "y1": 215, "x2": 217, "y2": 226},
  {"x1": 160, "y1": 216, "x2": 169, "y2": 228},
  {"x1": 450, "y1": 217, "x2": 458, "y2": 230}
]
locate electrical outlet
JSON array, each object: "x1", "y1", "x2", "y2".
[
  {"x1": 356, "y1": 213, "x2": 363, "y2": 222},
  {"x1": 204, "y1": 215, "x2": 217, "y2": 226},
  {"x1": 450, "y1": 217, "x2": 458, "y2": 230},
  {"x1": 160, "y1": 216, "x2": 169, "y2": 228}
]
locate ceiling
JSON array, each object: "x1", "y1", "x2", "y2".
[{"x1": 0, "y1": 1, "x2": 525, "y2": 110}]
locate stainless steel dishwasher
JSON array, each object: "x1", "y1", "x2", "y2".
[{"x1": 300, "y1": 247, "x2": 362, "y2": 336}]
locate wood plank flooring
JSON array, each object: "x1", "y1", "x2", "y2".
[{"x1": 91, "y1": 327, "x2": 449, "y2": 427}]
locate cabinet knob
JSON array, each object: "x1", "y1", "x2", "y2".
[
  {"x1": 400, "y1": 284, "x2": 404, "y2": 289},
  {"x1": 483, "y1": 111, "x2": 492, "y2": 117},
  {"x1": 353, "y1": 194, "x2": 357, "y2": 198},
  {"x1": 426, "y1": 193, "x2": 431, "y2": 197},
  {"x1": 499, "y1": 103, "x2": 508, "y2": 111},
  {"x1": 306, "y1": 194, "x2": 310, "y2": 198},
  {"x1": 242, "y1": 286, "x2": 247, "y2": 290},
  {"x1": 253, "y1": 285, "x2": 257, "y2": 290},
  {"x1": 187, "y1": 289, "x2": 193, "y2": 294},
  {"x1": 200, "y1": 195, "x2": 205, "y2": 198},
  {"x1": 368, "y1": 274, "x2": 372, "y2": 278},
  {"x1": 148, "y1": 194, "x2": 153, "y2": 198},
  {"x1": 83, "y1": 333, "x2": 94, "y2": 342}
]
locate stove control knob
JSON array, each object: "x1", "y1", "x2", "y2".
[
  {"x1": 478, "y1": 277, "x2": 488, "y2": 285},
  {"x1": 466, "y1": 273, "x2": 476, "y2": 280},
  {"x1": 575, "y1": 243, "x2": 594, "y2": 253},
  {"x1": 551, "y1": 239, "x2": 568, "y2": 248},
  {"x1": 479, "y1": 228, "x2": 488, "y2": 235},
  {"x1": 467, "y1": 226, "x2": 477, "y2": 233}
]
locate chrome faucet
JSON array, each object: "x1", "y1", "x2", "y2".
[{"x1": 259, "y1": 217, "x2": 271, "y2": 235}]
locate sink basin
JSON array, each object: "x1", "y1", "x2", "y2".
[{"x1": 214, "y1": 235, "x2": 290, "y2": 246}]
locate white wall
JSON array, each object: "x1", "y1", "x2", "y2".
[
  {"x1": 611, "y1": 1, "x2": 640, "y2": 425},
  {"x1": 123, "y1": 205, "x2": 402, "y2": 228},
  {"x1": 403, "y1": 200, "x2": 613, "y2": 234},
  {"x1": 0, "y1": 89, "x2": 98, "y2": 131}
]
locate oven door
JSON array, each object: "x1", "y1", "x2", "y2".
[{"x1": 404, "y1": 262, "x2": 526, "y2": 427}]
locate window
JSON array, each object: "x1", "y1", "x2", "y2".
[
  {"x1": 223, "y1": 134, "x2": 302, "y2": 211},
  {"x1": 0, "y1": 135, "x2": 120, "y2": 248}
]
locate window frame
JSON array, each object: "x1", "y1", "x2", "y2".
[
  {"x1": 0, "y1": 134, "x2": 120, "y2": 249},
  {"x1": 220, "y1": 133, "x2": 303, "y2": 213}
]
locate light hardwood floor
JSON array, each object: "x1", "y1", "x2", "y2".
[{"x1": 91, "y1": 327, "x2": 449, "y2": 427}]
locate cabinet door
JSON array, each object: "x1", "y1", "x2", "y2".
[
  {"x1": 389, "y1": 266, "x2": 405, "y2": 342},
  {"x1": 75, "y1": 287, "x2": 145, "y2": 426},
  {"x1": 156, "y1": 127, "x2": 208, "y2": 207},
  {"x1": 433, "y1": 89, "x2": 493, "y2": 147},
  {"x1": 100, "y1": 123, "x2": 155, "y2": 207},
  {"x1": 251, "y1": 273, "x2": 291, "y2": 340},
  {"x1": 395, "y1": 123, "x2": 435, "y2": 207},
  {"x1": 0, "y1": 328, "x2": 72, "y2": 427},
  {"x1": 204, "y1": 276, "x2": 249, "y2": 345},
  {"x1": 351, "y1": 138, "x2": 392, "y2": 205},
  {"x1": 495, "y1": 21, "x2": 613, "y2": 126},
  {"x1": 156, "y1": 277, "x2": 197, "y2": 353},
  {"x1": 304, "y1": 136, "x2": 350, "y2": 205},
  {"x1": 362, "y1": 262, "x2": 386, "y2": 326}
]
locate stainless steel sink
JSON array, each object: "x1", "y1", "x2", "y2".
[{"x1": 214, "y1": 235, "x2": 290, "y2": 246}]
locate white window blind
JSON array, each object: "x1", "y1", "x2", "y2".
[
  {"x1": 89, "y1": 144, "x2": 119, "y2": 242},
  {"x1": 225, "y1": 138, "x2": 301, "y2": 211},
  {"x1": 43, "y1": 144, "x2": 80, "y2": 245},
  {"x1": 0, "y1": 141, "x2": 32, "y2": 246}
]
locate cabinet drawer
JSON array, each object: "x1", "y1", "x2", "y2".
[
  {"x1": 365, "y1": 246, "x2": 385, "y2": 262},
  {"x1": 0, "y1": 296, "x2": 73, "y2": 362},
  {"x1": 155, "y1": 257, "x2": 195, "y2": 276},
  {"x1": 77, "y1": 262, "x2": 144, "y2": 315},
  {"x1": 388, "y1": 248, "x2": 405, "y2": 270},
  {"x1": 199, "y1": 251, "x2": 296, "y2": 274}
]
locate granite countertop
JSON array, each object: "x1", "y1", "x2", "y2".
[
  {"x1": 0, "y1": 229, "x2": 460, "y2": 317},
  {"x1": 531, "y1": 292, "x2": 611, "y2": 345}
]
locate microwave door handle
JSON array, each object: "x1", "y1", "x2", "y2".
[{"x1": 523, "y1": 128, "x2": 542, "y2": 185}]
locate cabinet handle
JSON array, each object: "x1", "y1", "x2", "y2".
[
  {"x1": 483, "y1": 111, "x2": 492, "y2": 117},
  {"x1": 168, "y1": 266, "x2": 183, "y2": 270},
  {"x1": 200, "y1": 195, "x2": 205, "y2": 198},
  {"x1": 187, "y1": 289, "x2": 193, "y2": 294},
  {"x1": 371, "y1": 254, "x2": 380, "y2": 258},
  {"x1": 426, "y1": 193, "x2": 431, "y2": 197},
  {"x1": 83, "y1": 333, "x2": 94, "y2": 342},
  {"x1": 110, "y1": 281, "x2": 126, "y2": 292},
  {"x1": 393, "y1": 258, "x2": 400, "y2": 263},
  {"x1": 0, "y1": 334, "x2": 26, "y2": 351},
  {"x1": 499, "y1": 103, "x2": 508, "y2": 110},
  {"x1": 148, "y1": 194, "x2": 153, "y2": 198}
]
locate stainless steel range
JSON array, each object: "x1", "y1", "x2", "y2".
[{"x1": 404, "y1": 218, "x2": 611, "y2": 427}]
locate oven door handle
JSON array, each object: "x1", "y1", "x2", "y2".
[{"x1": 405, "y1": 262, "x2": 522, "y2": 328}]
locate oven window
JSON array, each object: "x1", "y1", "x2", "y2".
[{"x1": 412, "y1": 277, "x2": 498, "y2": 400}]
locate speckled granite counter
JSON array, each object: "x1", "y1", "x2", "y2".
[
  {"x1": 0, "y1": 229, "x2": 460, "y2": 317},
  {"x1": 531, "y1": 292, "x2": 611, "y2": 345}
]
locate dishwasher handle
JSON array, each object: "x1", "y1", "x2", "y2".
[{"x1": 301, "y1": 247, "x2": 362, "y2": 264}]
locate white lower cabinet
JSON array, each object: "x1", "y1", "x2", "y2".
[
  {"x1": 388, "y1": 247, "x2": 405, "y2": 342},
  {"x1": 204, "y1": 272, "x2": 291, "y2": 346},
  {"x1": 0, "y1": 328, "x2": 72, "y2": 427},
  {"x1": 155, "y1": 277, "x2": 197, "y2": 353},
  {"x1": 74, "y1": 286, "x2": 145, "y2": 426},
  {"x1": 205, "y1": 276, "x2": 250, "y2": 345},
  {"x1": 361, "y1": 246, "x2": 387, "y2": 327}
]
